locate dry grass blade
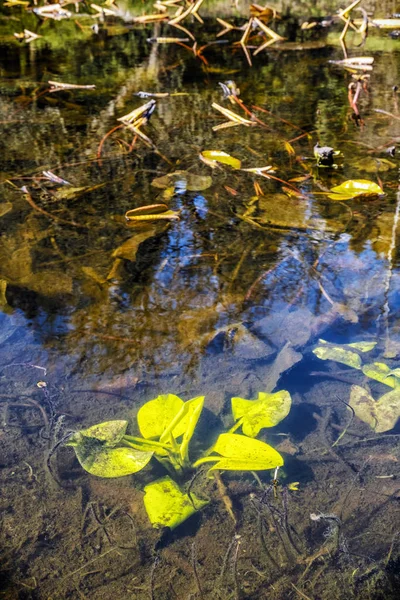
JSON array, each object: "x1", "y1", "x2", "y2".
[
  {"x1": 216, "y1": 18, "x2": 237, "y2": 37},
  {"x1": 170, "y1": 21, "x2": 195, "y2": 40},
  {"x1": 212, "y1": 121, "x2": 241, "y2": 132},
  {"x1": 212, "y1": 102, "x2": 255, "y2": 126},
  {"x1": 117, "y1": 100, "x2": 156, "y2": 126},
  {"x1": 253, "y1": 17, "x2": 286, "y2": 55},
  {"x1": 133, "y1": 13, "x2": 168, "y2": 23},
  {"x1": 338, "y1": 0, "x2": 363, "y2": 19},
  {"x1": 48, "y1": 80, "x2": 96, "y2": 91},
  {"x1": 239, "y1": 18, "x2": 253, "y2": 66}
]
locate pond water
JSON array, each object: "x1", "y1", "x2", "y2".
[{"x1": 1, "y1": 1, "x2": 400, "y2": 599}]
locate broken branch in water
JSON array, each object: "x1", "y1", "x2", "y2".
[
  {"x1": 21, "y1": 186, "x2": 86, "y2": 228},
  {"x1": 48, "y1": 80, "x2": 96, "y2": 92}
]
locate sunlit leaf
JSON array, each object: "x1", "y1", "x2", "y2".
[
  {"x1": 362, "y1": 362, "x2": 400, "y2": 388},
  {"x1": 313, "y1": 341, "x2": 362, "y2": 369},
  {"x1": 125, "y1": 209, "x2": 180, "y2": 221},
  {"x1": 66, "y1": 421, "x2": 153, "y2": 477},
  {"x1": 193, "y1": 433, "x2": 284, "y2": 471},
  {"x1": 68, "y1": 420, "x2": 128, "y2": 446},
  {"x1": 200, "y1": 150, "x2": 241, "y2": 169},
  {"x1": 349, "y1": 385, "x2": 400, "y2": 433},
  {"x1": 143, "y1": 476, "x2": 208, "y2": 529},
  {"x1": 137, "y1": 394, "x2": 184, "y2": 439},
  {"x1": 177, "y1": 396, "x2": 204, "y2": 463},
  {"x1": 328, "y1": 180, "x2": 384, "y2": 201},
  {"x1": 74, "y1": 443, "x2": 153, "y2": 477},
  {"x1": 231, "y1": 390, "x2": 292, "y2": 437}
]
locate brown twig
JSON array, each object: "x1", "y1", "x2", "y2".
[{"x1": 21, "y1": 186, "x2": 85, "y2": 228}]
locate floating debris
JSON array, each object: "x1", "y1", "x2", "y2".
[
  {"x1": 48, "y1": 81, "x2": 96, "y2": 92},
  {"x1": 14, "y1": 29, "x2": 42, "y2": 43}
]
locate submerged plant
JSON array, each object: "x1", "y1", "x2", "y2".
[
  {"x1": 313, "y1": 339, "x2": 400, "y2": 432},
  {"x1": 66, "y1": 391, "x2": 291, "y2": 530}
]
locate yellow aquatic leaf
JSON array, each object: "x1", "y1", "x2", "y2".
[
  {"x1": 193, "y1": 433, "x2": 284, "y2": 471},
  {"x1": 349, "y1": 385, "x2": 400, "y2": 433},
  {"x1": 231, "y1": 390, "x2": 292, "y2": 437},
  {"x1": 144, "y1": 477, "x2": 208, "y2": 529},
  {"x1": 328, "y1": 180, "x2": 384, "y2": 201},
  {"x1": 200, "y1": 150, "x2": 241, "y2": 169}
]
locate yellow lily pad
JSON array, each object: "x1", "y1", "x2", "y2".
[{"x1": 328, "y1": 180, "x2": 384, "y2": 201}]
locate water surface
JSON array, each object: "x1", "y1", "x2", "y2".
[{"x1": 1, "y1": 2, "x2": 400, "y2": 599}]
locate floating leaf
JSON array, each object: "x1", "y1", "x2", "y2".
[
  {"x1": 200, "y1": 150, "x2": 241, "y2": 170},
  {"x1": 349, "y1": 385, "x2": 400, "y2": 433},
  {"x1": 143, "y1": 476, "x2": 208, "y2": 529},
  {"x1": 328, "y1": 180, "x2": 384, "y2": 201},
  {"x1": 313, "y1": 341, "x2": 362, "y2": 369},
  {"x1": 125, "y1": 205, "x2": 180, "y2": 221},
  {"x1": 193, "y1": 433, "x2": 284, "y2": 471},
  {"x1": 231, "y1": 391, "x2": 292, "y2": 437},
  {"x1": 362, "y1": 362, "x2": 400, "y2": 388}
]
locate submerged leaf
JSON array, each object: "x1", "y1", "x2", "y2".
[
  {"x1": 151, "y1": 171, "x2": 212, "y2": 192},
  {"x1": 193, "y1": 433, "x2": 284, "y2": 471},
  {"x1": 351, "y1": 157, "x2": 396, "y2": 173},
  {"x1": 144, "y1": 476, "x2": 208, "y2": 529},
  {"x1": 68, "y1": 420, "x2": 128, "y2": 446},
  {"x1": 112, "y1": 226, "x2": 160, "y2": 261},
  {"x1": 137, "y1": 394, "x2": 184, "y2": 439},
  {"x1": 66, "y1": 421, "x2": 153, "y2": 477},
  {"x1": 349, "y1": 385, "x2": 400, "y2": 433},
  {"x1": 347, "y1": 341, "x2": 377, "y2": 352},
  {"x1": 0, "y1": 202, "x2": 12, "y2": 218},
  {"x1": 74, "y1": 443, "x2": 153, "y2": 478},
  {"x1": 328, "y1": 180, "x2": 384, "y2": 201},
  {"x1": 313, "y1": 341, "x2": 362, "y2": 369},
  {"x1": 362, "y1": 362, "x2": 400, "y2": 388},
  {"x1": 231, "y1": 391, "x2": 292, "y2": 437},
  {"x1": 200, "y1": 150, "x2": 241, "y2": 170}
]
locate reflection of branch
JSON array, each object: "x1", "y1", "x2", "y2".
[
  {"x1": 348, "y1": 81, "x2": 364, "y2": 127},
  {"x1": 382, "y1": 186, "x2": 400, "y2": 354},
  {"x1": 21, "y1": 186, "x2": 86, "y2": 228}
]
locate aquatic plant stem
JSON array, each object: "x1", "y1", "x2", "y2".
[{"x1": 332, "y1": 396, "x2": 355, "y2": 447}]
